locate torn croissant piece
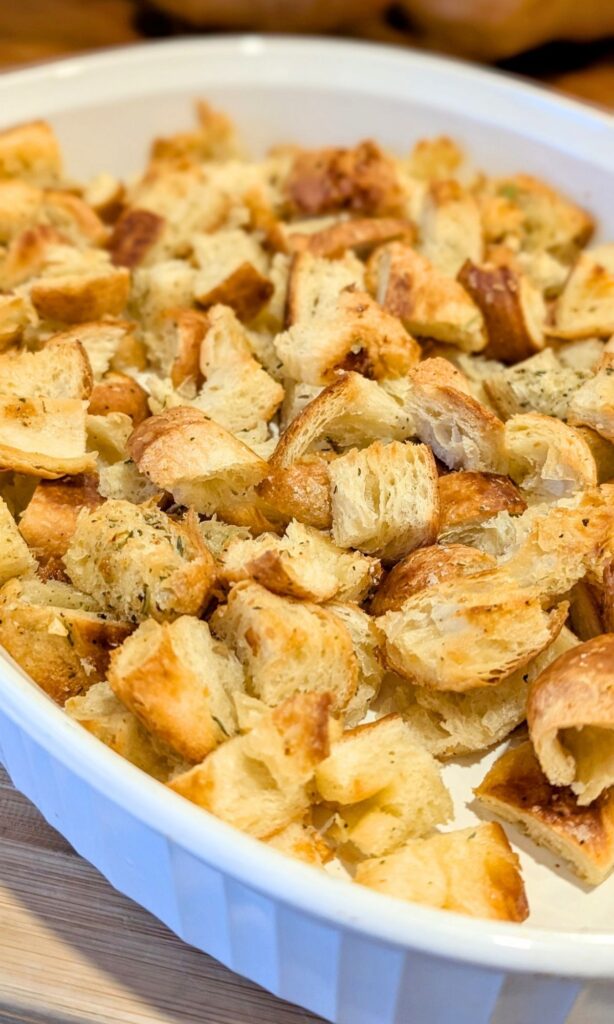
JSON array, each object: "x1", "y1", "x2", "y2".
[
  {"x1": 568, "y1": 352, "x2": 614, "y2": 444},
  {"x1": 108, "y1": 208, "x2": 166, "y2": 268},
  {"x1": 0, "y1": 338, "x2": 93, "y2": 401},
  {"x1": 551, "y1": 246, "x2": 614, "y2": 340},
  {"x1": 419, "y1": 179, "x2": 483, "y2": 278},
  {"x1": 315, "y1": 714, "x2": 452, "y2": 857},
  {"x1": 356, "y1": 822, "x2": 528, "y2": 922},
  {"x1": 0, "y1": 494, "x2": 35, "y2": 585},
  {"x1": 0, "y1": 576, "x2": 132, "y2": 703},
  {"x1": 326, "y1": 601, "x2": 384, "y2": 727},
  {"x1": 128, "y1": 406, "x2": 268, "y2": 515},
  {"x1": 286, "y1": 217, "x2": 415, "y2": 259},
  {"x1": 65, "y1": 680, "x2": 187, "y2": 782},
  {"x1": 63, "y1": 501, "x2": 217, "y2": 624},
  {"x1": 0, "y1": 396, "x2": 96, "y2": 478},
  {"x1": 88, "y1": 372, "x2": 150, "y2": 425},
  {"x1": 438, "y1": 471, "x2": 526, "y2": 541},
  {"x1": 193, "y1": 228, "x2": 273, "y2": 323},
  {"x1": 108, "y1": 615, "x2": 244, "y2": 763},
  {"x1": 366, "y1": 242, "x2": 486, "y2": 352},
  {"x1": 527, "y1": 634, "x2": 614, "y2": 806},
  {"x1": 475, "y1": 740, "x2": 614, "y2": 886},
  {"x1": 370, "y1": 543, "x2": 495, "y2": 615},
  {"x1": 18, "y1": 474, "x2": 104, "y2": 568},
  {"x1": 458, "y1": 261, "x2": 546, "y2": 364},
  {"x1": 378, "y1": 569, "x2": 568, "y2": 692},
  {"x1": 169, "y1": 691, "x2": 335, "y2": 839},
  {"x1": 484, "y1": 348, "x2": 588, "y2": 422},
  {"x1": 329, "y1": 440, "x2": 439, "y2": 562},
  {"x1": 256, "y1": 456, "x2": 333, "y2": 531},
  {"x1": 284, "y1": 140, "x2": 404, "y2": 218},
  {"x1": 211, "y1": 580, "x2": 358, "y2": 712},
  {"x1": 504, "y1": 413, "x2": 597, "y2": 502}
]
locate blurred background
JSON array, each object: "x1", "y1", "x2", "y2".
[{"x1": 1, "y1": 0, "x2": 613, "y2": 107}]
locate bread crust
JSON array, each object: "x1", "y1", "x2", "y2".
[
  {"x1": 439, "y1": 471, "x2": 526, "y2": 534},
  {"x1": 458, "y1": 261, "x2": 545, "y2": 364},
  {"x1": 370, "y1": 543, "x2": 495, "y2": 615},
  {"x1": 285, "y1": 141, "x2": 404, "y2": 217}
]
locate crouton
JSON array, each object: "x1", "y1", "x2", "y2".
[
  {"x1": 0, "y1": 224, "x2": 67, "y2": 288},
  {"x1": 108, "y1": 208, "x2": 166, "y2": 268},
  {"x1": 0, "y1": 396, "x2": 95, "y2": 478},
  {"x1": 0, "y1": 495, "x2": 35, "y2": 584},
  {"x1": 265, "y1": 820, "x2": 331, "y2": 866},
  {"x1": 221, "y1": 520, "x2": 380, "y2": 603},
  {"x1": 284, "y1": 251, "x2": 364, "y2": 326},
  {"x1": 83, "y1": 172, "x2": 125, "y2": 223},
  {"x1": 30, "y1": 264, "x2": 130, "y2": 324},
  {"x1": 419, "y1": 180, "x2": 483, "y2": 278},
  {"x1": 575, "y1": 427, "x2": 614, "y2": 483},
  {"x1": 256, "y1": 457, "x2": 333, "y2": 531},
  {"x1": 407, "y1": 136, "x2": 463, "y2": 181},
  {"x1": 326, "y1": 602, "x2": 384, "y2": 726},
  {"x1": 130, "y1": 260, "x2": 196, "y2": 327},
  {"x1": 356, "y1": 823, "x2": 528, "y2": 922},
  {"x1": 50, "y1": 320, "x2": 140, "y2": 379},
  {"x1": 286, "y1": 217, "x2": 414, "y2": 259},
  {"x1": 65, "y1": 681, "x2": 186, "y2": 781},
  {"x1": 552, "y1": 246, "x2": 614, "y2": 339},
  {"x1": 504, "y1": 413, "x2": 597, "y2": 502},
  {"x1": 484, "y1": 348, "x2": 588, "y2": 421},
  {"x1": 401, "y1": 626, "x2": 579, "y2": 758},
  {"x1": 149, "y1": 100, "x2": 243, "y2": 167},
  {"x1": 458, "y1": 261, "x2": 546, "y2": 364},
  {"x1": 0, "y1": 293, "x2": 30, "y2": 349},
  {"x1": 128, "y1": 406, "x2": 268, "y2": 514},
  {"x1": 271, "y1": 372, "x2": 413, "y2": 469},
  {"x1": 42, "y1": 191, "x2": 107, "y2": 248},
  {"x1": 438, "y1": 471, "x2": 526, "y2": 543},
  {"x1": 557, "y1": 337, "x2": 606, "y2": 372},
  {"x1": 64, "y1": 501, "x2": 216, "y2": 624},
  {"x1": 97, "y1": 459, "x2": 159, "y2": 504},
  {"x1": 367, "y1": 243, "x2": 486, "y2": 352},
  {"x1": 315, "y1": 715, "x2": 451, "y2": 856},
  {"x1": 379, "y1": 569, "x2": 568, "y2": 692},
  {"x1": 0, "y1": 179, "x2": 43, "y2": 243},
  {"x1": 0, "y1": 338, "x2": 93, "y2": 401},
  {"x1": 108, "y1": 615, "x2": 243, "y2": 762},
  {"x1": 329, "y1": 440, "x2": 439, "y2": 562},
  {"x1": 89, "y1": 373, "x2": 149, "y2": 425},
  {"x1": 86, "y1": 411, "x2": 132, "y2": 465},
  {"x1": 211, "y1": 580, "x2": 357, "y2": 712},
  {"x1": 527, "y1": 635, "x2": 614, "y2": 805},
  {"x1": 371, "y1": 544, "x2": 495, "y2": 615},
  {"x1": 18, "y1": 474, "x2": 103, "y2": 566},
  {"x1": 475, "y1": 741, "x2": 614, "y2": 886},
  {"x1": 568, "y1": 352, "x2": 614, "y2": 444},
  {"x1": 0, "y1": 576, "x2": 131, "y2": 703},
  {"x1": 0, "y1": 120, "x2": 61, "y2": 184},
  {"x1": 285, "y1": 141, "x2": 404, "y2": 218},
  {"x1": 143, "y1": 307, "x2": 207, "y2": 389},
  {"x1": 169, "y1": 692, "x2": 334, "y2": 839},
  {"x1": 193, "y1": 228, "x2": 273, "y2": 322}
]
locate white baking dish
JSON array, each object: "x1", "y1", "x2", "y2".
[{"x1": 0, "y1": 36, "x2": 613, "y2": 1024}]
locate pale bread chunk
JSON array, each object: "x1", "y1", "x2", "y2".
[
  {"x1": 504, "y1": 413, "x2": 597, "y2": 502},
  {"x1": 419, "y1": 180, "x2": 483, "y2": 277},
  {"x1": 568, "y1": 352, "x2": 614, "y2": 444},
  {"x1": 0, "y1": 495, "x2": 35, "y2": 584},
  {"x1": 0, "y1": 396, "x2": 95, "y2": 478},
  {"x1": 553, "y1": 246, "x2": 614, "y2": 339},
  {"x1": 484, "y1": 348, "x2": 588, "y2": 421}
]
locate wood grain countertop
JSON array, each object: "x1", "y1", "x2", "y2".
[{"x1": 0, "y1": 6, "x2": 612, "y2": 1023}]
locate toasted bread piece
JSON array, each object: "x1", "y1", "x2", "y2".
[
  {"x1": 271, "y1": 372, "x2": 413, "y2": 468},
  {"x1": 0, "y1": 396, "x2": 95, "y2": 478},
  {"x1": 193, "y1": 228, "x2": 273, "y2": 322},
  {"x1": 0, "y1": 293, "x2": 30, "y2": 349},
  {"x1": 475, "y1": 740, "x2": 614, "y2": 885},
  {"x1": 552, "y1": 247, "x2": 614, "y2": 339},
  {"x1": 211, "y1": 580, "x2": 357, "y2": 712},
  {"x1": 0, "y1": 576, "x2": 131, "y2": 703},
  {"x1": 130, "y1": 260, "x2": 196, "y2": 327},
  {"x1": 327, "y1": 602, "x2": 384, "y2": 726},
  {"x1": 86, "y1": 411, "x2": 132, "y2": 465},
  {"x1": 568, "y1": 352, "x2": 614, "y2": 444},
  {"x1": 0, "y1": 120, "x2": 61, "y2": 184},
  {"x1": 83, "y1": 172, "x2": 124, "y2": 223},
  {"x1": 367, "y1": 243, "x2": 485, "y2": 352},
  {"x1": 401, "y1": 626, "x2": 579, "y2": 758},
  {"x1": 316, "y1": 715, "x2": 451, "y2": 856},
  {"x1": 149, "y1": 100, "x2": 243, "y2": 167},
  {"x1": 484, "y1": 348, "x2": 588, "y2": 421},
  {"x1": 0, "y1": 338, "x2": 93, "y2": 401},
  {"x1": 89, "y1": 373, "x2": 149, "y2": 425},
  {"x1": 575, "y1": 427, "x2": 614, "y2": 484},
  {"x1": 108, "y1": 615, "x2": 243, "y2": 762},
  {"x1": 284, "y1": 251, "x2": 363, "y2": 326},
  {"x1": 438, "y1": 471, "x2": 526, "y2": 541},
  {"x1": 256, "y1": 457, "x2": 332, "y2": 531},
  {"x1": 221, "y1": 520, "x2": 379, "y2": 603},
  {"x1": 0, "y1": 179, "x2": 43, "y2": 242},
  {"x1": 64, "y1": 502, "x2": 216, "y2": 624},
  {"x1": 329, "y1": 440, "x2": 439, "y2": 562},
  {"x1": 356, "y1": 822, "x2": 528, "y2": 922},
  {"x1": 169, "y1": 692, "x2": 334, "y2": 839},
  {"x1": 371, "y1": 543, "x2": 495, "y2": 615},
  {"x1": 108, "y1": 208, "x2": 165, "y2": 268},
  {"x1": 0, "y1": 224, "x2": 67, "y2": 288},
  {"x1": 286, "y1": 217, "x2": 414, "y2": 259},
  {"x1": 285, "y1": 141, "x2": 403, "y2": 217},
  {"x1": 0, "y1": 495, "x2": 35, "y2": 584},
  {"x1": 65, "y1": 681, "x2": 186, "y2": 781},
  {"x1": 419, "y1": 180, "x2": 483, "y2": 278},
  {"x1": 142, "y1": 307, "x2": 207, "y2": 389},
  {"x1": 383, "y1": 362, "x2": 505, "y2": 472},
  {"x1": 379, "y1": 569, "x2": 568, "y2": 692},
  {"x1": 528, "y1": 635, "x2": 614, "y2": 805},
  {"x1": 504, "y1": 413, "x2": 597, "y2": 502},
  {"x1": 97, "y1": 459, "x2": 160, "y2": 504},
  {"x1": 18, "y1": 475, "x2": 103, "y2": 565},
  {"x1": 50, "y1": 320, "x2": 140, "y2": 379},
  {"x1": 265, "y1": 820, "x2": 331, "y2": 866},
  {"x1": 458, "y1": 261, "x2": 545, "y2": 364},
  {"x1": 30, "y1": 264, "x2": 130, "y2": 325},
  {"x1": 128, "y1": 406, "x2": 268, "y2": 515}
]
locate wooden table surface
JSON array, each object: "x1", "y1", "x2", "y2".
[{"x1": 0, "y1": 6, "x2": 612, "y2": 1023}]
